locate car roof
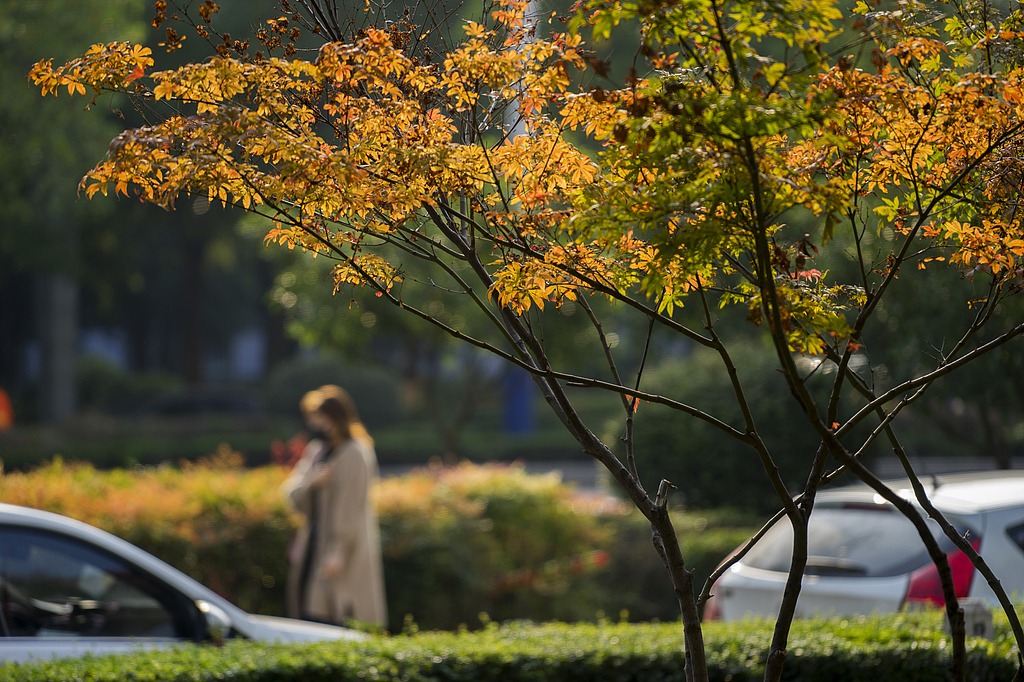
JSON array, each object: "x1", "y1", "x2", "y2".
[
  {"x1": 0, "y1": 501, "x2": 101, "y2": 530},
  {"x1": 820, "y1": 470, "x2": 1024, "y2": 514},
  {"x1": 0, "y1": 502, "x2": 160, "y2": 540}
]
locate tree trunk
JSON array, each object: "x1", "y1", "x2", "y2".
[
  {"x1": 36, "y1": 272, "x2": 78, "y2": 423},
  {"x1": 182, "y1": 239, "x2": 205, "y2": 385},
  {"x1": 650, "y1": 499, "x2": 709, "y2": 682}
]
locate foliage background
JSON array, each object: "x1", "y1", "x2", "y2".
[{"x1": 618, "y1": 344, "x2": 881, "y2": 512}]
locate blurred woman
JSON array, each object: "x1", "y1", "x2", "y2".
[{"x1": 283, "y1": 385, "x2": 387, "y2": 628}]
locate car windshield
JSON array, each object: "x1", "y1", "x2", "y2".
[
  {"x1": 0, "y1": 526, "x2": 197, "y2": 640},
  {"x1": 742, "y1": 502, "x2": 972, "y2": 578}
]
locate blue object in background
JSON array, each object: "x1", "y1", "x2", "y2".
[{"x1": 503, "y1": 367, "x2": 535, "y2": 434}]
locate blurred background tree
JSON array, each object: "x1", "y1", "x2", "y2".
[
  {"x1": 4, "y1": 0, "x2": 1024, "y2": 502},
  {"x1": 0, "y1": 0, "x2": 146, "y2": 422}
]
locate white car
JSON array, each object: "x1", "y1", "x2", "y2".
[
  {"x1": 704, "y1": 471, "x2": 1024, "y2": 622},
  {"x1": 0, "y1": 502, "x2": 364, "y2": 663}
]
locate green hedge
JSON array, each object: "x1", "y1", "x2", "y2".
[{"x1": 5, "y1": 616, "x2": 1019, "y2": 681}]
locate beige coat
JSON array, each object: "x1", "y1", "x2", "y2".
[{"x1": 283, "y1": 437, "x2": 387, "y2": 627}]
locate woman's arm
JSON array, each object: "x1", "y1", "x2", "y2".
[{"x1": 281, "y1": 442, "x2": 326, "y2": 515}]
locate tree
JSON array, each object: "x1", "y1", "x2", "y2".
[
  {"x1": 1, "y1": 1, "x2": 284, "y2": 418},
  {"x1": 30, "y1": 0, "x2": 1024, "y2": 679},
  {"x1": 0, "y1": 0, "x2": 146, "y2": 421},
  {"x1": 272, "y1": 241, "x2": 633, "y2": 455},
  {"x1": 852, "y1": 264, "x2": 1024, "y2": 468},
  {"x1": 277, "y1": 247, "x2": 517, "y2": 456}
]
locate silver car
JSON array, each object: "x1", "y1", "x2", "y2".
[
  {"x1": 0, "y1": 502, "x2": 364, "y2": 663},
  {"x1": 704, "y1": 471, "x2": 1024, "y2": 621}
]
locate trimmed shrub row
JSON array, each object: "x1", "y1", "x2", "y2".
[{"x1": 5, "y1": 616, "x2": 1019, "y2": 681}]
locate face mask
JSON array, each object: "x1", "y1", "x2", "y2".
[{"x1": 307, "y1": 429, "x2": 328, "y2": 443}]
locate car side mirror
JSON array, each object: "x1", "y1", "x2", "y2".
[{"x1": 195, "y1": 600, "x2": 233, "y2": 643}]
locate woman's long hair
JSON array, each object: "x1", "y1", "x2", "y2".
[{"x1": 300, "y1": 384, "x2": 373, "y2": 444}]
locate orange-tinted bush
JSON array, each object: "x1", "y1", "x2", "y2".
[{"x1": 376, "y1": 461, "x2": 627, "y2": 629}]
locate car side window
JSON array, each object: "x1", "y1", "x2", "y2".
[
  {"x1": 1005, "y1": 521, "x2": 1024, "y2": 555},
  {"x1": 0, "y1": 526, "x2": 198, "y2": 640}
]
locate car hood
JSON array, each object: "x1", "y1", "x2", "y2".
[{"x1": 240, "y1": 614, "x2": 368, "y2": 643}]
